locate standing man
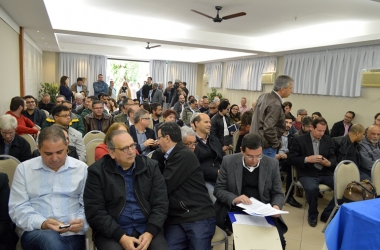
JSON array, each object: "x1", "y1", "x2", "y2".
[
  {"x1": 214, "y1": 133, "x2": 287, "y2": 249},
  {"x1": 9, "y1": 126, "x2": 88, "y2": 250},
  {"x1": 330, "y1": 111, "x2": 355, "y2": 138},
  {"x1": 93, "y1": 74, "x2": 108, "y2": 97},
  {"x1": 84, "y1": 130, "x2": 169, "y2": 250},
  {"x1": 70, "y1": 77, "x2": 89, "y2": 97},
  {"x1": 172, "y1": 95, "x2": 188, "y2": 120},
  {"x1": 164, "y1": 81, "x2": 173, "y2": 109},
  {"x1": 108, "y1": 80, "x2": 117, "y2": 100},
  {"x1": 142, "y1": 77, "x2": 153, "y2": 102},
  {"x1": 238, "y1": 97, "x2": 250, "y2": 114},
  {"x1": 23, "y1": 95, "x2": 46, "y2": 127},
  {"x1": 250, "y1": 75, "x2": 294, "y2": 158},
  {"x1": 149, "y1": 83, "x2": 163, "y2": 104},
  {"x1": 288, "y1": 118, "x2": 336, "y2": 227},
  {"x1": 6, "y1": 96, "x2": 39, "y2": 137},
  {"x1": 211, "y1": 100, "x2": 233, "y2": 151},
  {"x1": 83, "y1": 100, "x2": 114, "y2": 133},
  {"x1": 157, "y1": 122, "x2": 216, "y2": 249}
]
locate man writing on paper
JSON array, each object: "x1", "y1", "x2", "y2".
[{"x1": 214, "y1": 133, "x2": 287, "y2": 249}]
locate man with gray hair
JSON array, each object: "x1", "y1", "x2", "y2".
[
  {"x1": 181, "y1": 126, "x2": 197, "y2": 152},
  {"x1": 0, "y1": 114, "x2": 32, "y2": 162},
  {"x1": 129, "y1": 109, "x2": 157, "y2": 155},
  {"x1": 293, "y1": 108, "x2": 308, "y2": 131},
  {"x1": 73, "y1": 92, "x2": 84, "y2": 114},
  {"x1": 250, "y1": 75, "x2": 294, "y2": 158},
  {"x1": 149, "y1": 83, "x2": 163, "y2": 104},
  {"x1": 9, "y1": 126, "x2": 88, "y2": 250}
]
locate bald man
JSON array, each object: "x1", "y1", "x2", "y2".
[{"x1": 359, "y1": 125, "x2": 380, "y2": 181}]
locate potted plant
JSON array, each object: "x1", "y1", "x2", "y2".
[
  {"x1": 207, "y1": 87, "x2": 223, "y2": 101},
  {"x1": 39, "y1": 82, "x2": 59, "y2": 103}
]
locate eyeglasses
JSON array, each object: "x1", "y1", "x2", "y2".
[
  {"x1": 93, "y1": 107, "x2": 104, "y2": 110},
  {"x1": 57, "y1": 114, "x2": 70, "y2": 118},
  {"x1": 300, "y1": 113, "x2": 308, "y2": 116},
  {"x1": 232, "y1": 108, "x2": 239, "y2": 111},
  {"x1": 111, "y1": 143, "x2": 137, "y2": 153},
  {"x1": 244, "y1": 154, "x2": 263, "y2": 160},
  {"x1": 184, "y1": 142, "x2": 197, "y2": 148},
  {"x1": 142, "y1": 117, "x2": 151, "y2": 120}
]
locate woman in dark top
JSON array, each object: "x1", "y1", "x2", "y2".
[
  {"x1": 227, "y1": 104, "x2": 241, "y2": 125},
  {"x1": 59, "y1": 76, "x2": 73, "y2": 102},
  {"x1": 235, "y1": 111, "x2": 253, "y2": 153}
]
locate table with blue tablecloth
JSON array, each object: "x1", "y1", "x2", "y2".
[{"x1": 325, "y1": 198, "x2": 380, "y2": 250}]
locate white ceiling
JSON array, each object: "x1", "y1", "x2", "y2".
[{"x1": 2, "y1": 0, "x2": 380, "y2": 63}]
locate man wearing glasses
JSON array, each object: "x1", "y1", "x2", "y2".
[
  {"x1": 84, "y1": 130, "x2": 169, "y2": 250},
  {"x1": 214, "y1": 133, "x2": 287, "y2": 250},
  {"x1": 83, "y1": 100, "x2": 114, "y2": 133},
  {"x1": 23, "y1": 95, "x2": 46, "y2": 127},
  {"x1": 129, "y1": 109, "x2": 157, "y2": 156}
]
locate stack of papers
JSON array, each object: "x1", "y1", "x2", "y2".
[
  {"x1": 234, "y1": 214, "x2": 273, "y2": 227},
  {"x1": 237, "y1": 197, "x2": 289, "y2": 217}
]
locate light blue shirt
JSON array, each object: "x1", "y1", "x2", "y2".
[
  {"x1": 164, "y1": 146, "x2": 175, "y2": 159},
  {"x1": 9, "y1": 156, "x2": 89, "y2": 236}
]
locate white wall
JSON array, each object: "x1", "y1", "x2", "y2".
[
  {"x1": 196, "y1": 57, "x2": 380, "y2": 127},
  {"x1": 24, "y1": 37, "x2": 43, "y2": 98},
  {"x1": 0, "y1": 17, "x2": 20, "y2": 114}
]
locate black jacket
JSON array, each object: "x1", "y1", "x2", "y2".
[
  {"x1": 161, "y1": 142, "x2": 215, "y2": 224},
  {"x1": 22, "y1": 108, "x2": 47, "y2": 128},
  {"x1": 129, "y1": 125, "x2": 156, "y2": 154},
  {"x1": 288, "y1": 133, "x2": 337, "y2": 178},
  {"x1": 330, "y1": 120, "x2": 352, "y2": 138},
  {"x1": 0, "y1": 134, "x2": 31, "y2": 162},
  {"x1": 331, "y1": 135, "x2": 360, "y2": 166},
  {"x1": 83, "y1": 154, "x2": 168, "y2": 242},
  {"x1": 194, "y1": 135, "x2": 223, "y2": 183},
  {"x1": 211, "y1": 113, "x2": 231, "y2": 146},
  {"x1": 37, "y1": 101, "x2": 55, "y2": 114}
]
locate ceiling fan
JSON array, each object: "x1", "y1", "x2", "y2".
[
  {"x1": 191, "y1": 6, "x2": 246, "y2": 23},
  {"x1": 145, "y1": 42, "x2": 161, "y2": 49}
]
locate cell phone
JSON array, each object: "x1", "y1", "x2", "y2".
[{"x1": 59, "y1": 224, "x2": 71, "y2": 229}]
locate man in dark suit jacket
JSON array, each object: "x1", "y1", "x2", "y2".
[
  {"x1": 288, "y1": 117, "x2": 337, "y2": 227},
  {"x1": 214, "y1": 133, "x2": 287, "y2": 250},
  {"x1": 129, "y1": 109, "x2": 157, "y2": 156},
  {"x1": 330, "y1": 111, "x2": 355, "y2": 138}
]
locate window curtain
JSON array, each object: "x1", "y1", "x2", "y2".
[
  {"x1": 149, "y1": 60, "x2": 166, "y2": 84},
  {"x1": 166, "y1": 61, "x2": 198, "y2": 96},
  {"x1": 205, "y1": 62, "x2": 222, "y2": 88},
  {"x1": 284, "y1": 45, "x2": 380, "y2": 97},
  {"x1": 59, "y1": 53, "x2": 107, "y2": 96},
  {"x1": 225, "y1": 57, "x2": 277, "y2": 91}
]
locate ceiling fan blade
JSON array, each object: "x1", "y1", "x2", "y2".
[
  {"x1": 191, "y1": 9, "x2": 213, "y2": 19},
  {"x1": 222, "y1": 12, "x2": 246, "y2": 20},
  {"x1": 149, "y1": 45, "x2": 161, "y2": 49}
]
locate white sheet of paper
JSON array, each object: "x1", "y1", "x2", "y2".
[
  {"x1": 234, "y1": 214, "x2": 272, "y2": 227},
  {"x1": 237, "y1": 197, "x2": 289, "y2": 216}
]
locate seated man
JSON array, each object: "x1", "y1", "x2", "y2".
[
  {"x1": 359, "y1": 125, "x2": 380, "y2": 181},
  {"x1": 23, "y1": 95, "x2": 46, "y2": 127},
  {"x1": 214, "y1": 133, "x2": 287, "y2": 250},
  {"x1": 84, "y1": 130, "x2": 169, "y2": 250},
  {"x1": 199, "y1": 97, "x2": 209, "y2": 113},
  {"x1": 114, "y1": 98, "x2": 134, "y2": 123},
  {"x1": 38, "y1": 93, "x2": 55, "y2": 114},
  {"x1": 6, "y1": 96, "x2": 39, "y2": 137},
  {"x1": 331, "y1": 124, "x2": 365, "y2": 166},
  {"x1": 181, "y1": 99, "x2": 200, "y2": 126},
  {"x1": 206, "y1": 102, "x2": 218, "y2": 119},
  {"x1": 288, "y1": 117, "x2": 336, "y2": 227},
  {"x1": 50, "y1": 105, "x2": 86, "y2": 162},
  {"x1": 330, "y1": 111, "x2": 355, "y2": 138},
  {"x1": 125, "y1": 105, "x2": 140, "y2": 128},
  {"x1": 129, "y1": 109, "x2": 157, "y2": 156},
  {"x1": 181, "y1": 126, "x2": 197, "y2": 152},
  {"x1": 172, "y1": 94, "x2": 188, "y2": 120},
  {"x1": 276, "y1": 114, "x2": 302, "y2": 208},
  {"x1": 157, "y1": 122, "x2": 216, "y2": 250},
  {"x1": 292, "y1": 109, "x2": 308, "y2": 131},
  {"x1": 9, "y1": 126, "x2": 88, "y2": 250},
  {"x1": 83, "y1": 100, "x2": 114, "y2": 133},
  {"x1": 0, "y1": 115, "x2": 32, "y2": 162},
  {"x1": 294, "y1": 116, "x2": 313, "y2": 137},
  {"x1": 149, "y1": 103, "x2": 163, "y2": 129},
  {"x1": 193, "y1": 113, "x2": 223, "y2": 202}
]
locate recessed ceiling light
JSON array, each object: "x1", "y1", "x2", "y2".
[
  {"x1": 37, "y1": 30, "x2": 39, "y2": 32},
  {"x1": 42, "y1": 38, "x2": 44, "y2": 39},
  {"x1": 45, "y1": 43, "x2": 47, "y2": 44}
]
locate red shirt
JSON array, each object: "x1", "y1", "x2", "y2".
[{"x1": 6, "y1": 111, "x2": 38, "y2": 135}]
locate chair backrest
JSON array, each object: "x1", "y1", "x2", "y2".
[
  {"x1": 85, "y1": 139, "x2": 103, "y2": 166},
  {"x1": 83, "y1": 130, "x2": 105, "y2": 146},
  {"x1": 334, "y1": 160, "x2": 360, "y2": 204},
  {"x1": 233, "y1": 131, "x2": 239, "y2": 152},
  {"x1": 35, "y1": 125, "x2": 41, "y2": 130},
  {"x1": 41, "y1": 109, "x2": 49, "y2": 117},
  {"x1": 20, "y1": 134, "x2": 37, "y2": 153},
  {"x1": 0, "y1": 155, "x2": 21, "y2": 187},
  {"x1": 371, "y1": 159, "x2": 380, "y2": 192}
]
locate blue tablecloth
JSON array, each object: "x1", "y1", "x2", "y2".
[{"x1": 325, "y1": 198, "x2": 380, "y2": 250}]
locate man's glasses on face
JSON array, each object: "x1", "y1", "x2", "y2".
[
  {"x1": 184, "y1": 142, "x2": 197, "y2": 148},
  {"x1": 244, "y1": 154, "x2": 263, "y2": 160},
  {"x1": 111, "y1": 143, "x2": 137, "y2": 153}
]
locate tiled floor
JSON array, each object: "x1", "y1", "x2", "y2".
[{"x1": 213, "y1": 190, "x2": 333, "y2": 250}]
